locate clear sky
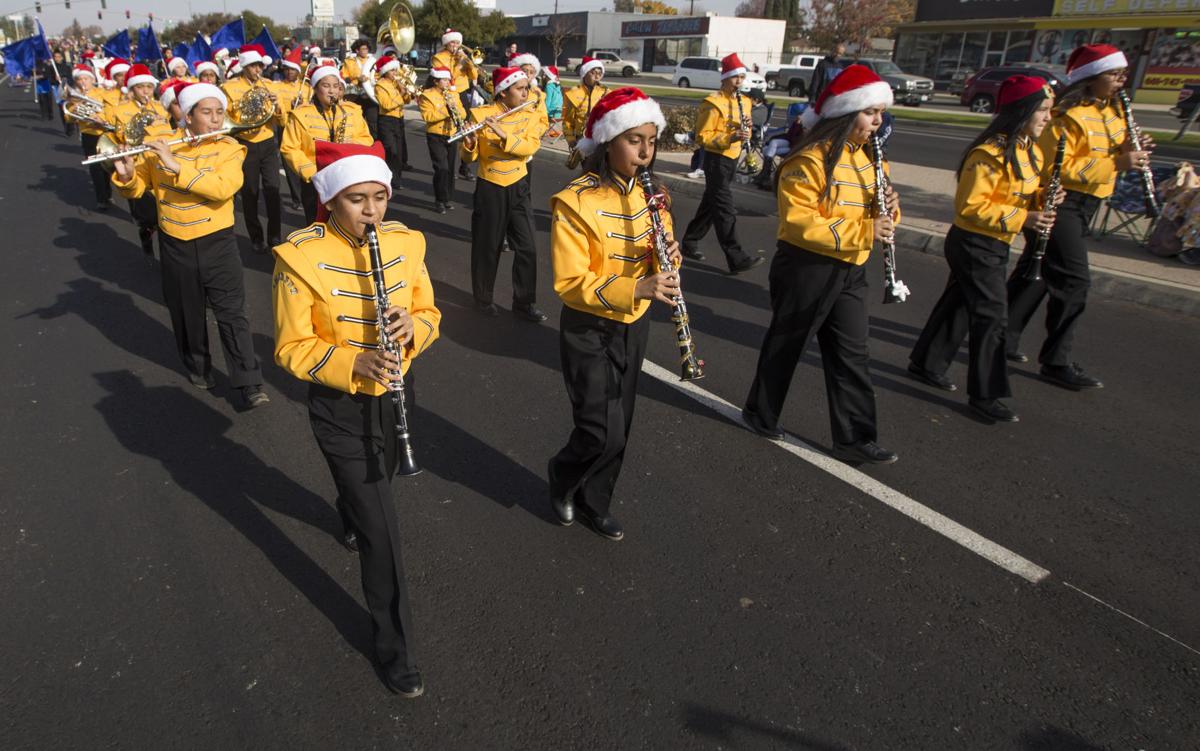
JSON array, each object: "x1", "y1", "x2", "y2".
[{"x1": 31, "y1": 0, "x2": 742, "y2": 38}]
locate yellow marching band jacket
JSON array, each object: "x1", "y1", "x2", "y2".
[
  {"x1": 429, "y1": 48, "x2": 478, "y2": 96},
  {"x1": 550, "y1": 171, "x2": 675, "y2": 325},
  {"x1": 1045, "y1": 99, "x2": 1127, "y2": 200},
  {"x1": 459, "y1": 101, "x2": 542, "y2": 186},
  {"x1": 280, "y1": 101, "x2": 373, "y2": 181},
  {"x1": 561, "y1": 84, "x2": 608, "y2": 143},
  {"x1": 272, "y1": 217, "x2": 441, "y2": 397},
  {"x1": 375, "y1": 76, "x2": 413, "y2": 120},
  {"x1": 954, "y1": 136, "x2": 1044, "y2": 245},
  {"x1": 417, "y1": 86, "x2": 467, "y2": 137},
  {"x1": 694, "y1": 90, "x2": 746, "y2": 161}
]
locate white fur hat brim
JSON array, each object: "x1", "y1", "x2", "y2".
[
  {"x1": 312, "y1": 153, "x2": 393, "y2": 204},
  {"x1": 177, "y1": 83, "x2": 227, "y2": 114},
  {"x1": 282, "y1": 60, "x2": 301, "y2": 72},
  {"x1": 310, "y1": 66, "x2": 343, "y2": 88},
  {"x1": 430, "y1": 68, "x2": 451, "y2": 80},
  {"x1": 579, "y1": 59, "x2": 605, "y2": 79},
  {"x1": 109, "y1": 63, "x2": 130, "y2": 77},
  {"x1": 577, "y1": 97, "x2": 666, "y2": 157},
  {"x1": 721, "y1": 66, "x2": 746, "y2": 80},
  {"x1": 168, "y1": 58, "x2": 188, "y2": 72},
  {"x1": 511, "y1": 53, "x2": 541, "y2": 76},
  {"x1": 72, "y1": 68, "x2": 96, "y2": 80},
  {"x1": 442, "y1": 31, "x2": 463, "y2": 45},
  {"x1": 807, "y1": 80, "x2": 893, "y2": 127},
  {"x1": 238, "y1": 50, "x2": 270, "y2": 68},
  {"x1": 126, "y1": 73, "x2": 158, "y2": 88},
  {"x1": 195, "y1": 62, "x2": 219, "y2": 76},
  {"x1": 494, "y1": 69, "x2": 527, "y2": 95},
  {"x1": 1068, "y1": 50, "x2": 1127, "y2": 84},
  {"x1": 378, "y1": 58, "x2": 400, "y2": 76}
]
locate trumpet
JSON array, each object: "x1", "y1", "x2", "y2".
[
  {"x1": 457, "y1": 46, "x2": 485, "y2": 66},
  {"x1": 292, "y1": 57, "x2": 316, "y2": 109},
  {"x1": 447, "y1": 98, "x2": 536, "y2": 143}
]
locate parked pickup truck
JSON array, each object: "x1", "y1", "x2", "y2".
[
  {"x1": 565, "y1": 50, "x2": 641, "y2": 78},
  {"x1": 769, "y1": 54, "x2": 821, "y2": 97}
]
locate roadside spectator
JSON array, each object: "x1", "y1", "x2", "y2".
[{"x1": 809, "y1": 41, "x2": 847, "y2": 102}]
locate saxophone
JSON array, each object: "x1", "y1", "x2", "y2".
[{"x1": 443, "y1": 88, "x2": 465, "y2": 138}]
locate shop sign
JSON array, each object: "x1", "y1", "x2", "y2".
[
  {"x1": 621, "y1": 17, "x2": 710, "y2": 37},
  {"x1": 1056, "y1": 0, "x2": 1200, "y2": 13},
  {"x1": 1142, "y1": 29, "x2": 1200, "y2": 89},
  {"x1": 915, "y1": 0, "x2": 1055, "y2": 22}
]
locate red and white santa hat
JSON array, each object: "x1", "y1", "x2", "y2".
[
  {"x1": 105, "y1": 58, "x2": 130, "y2": 79},
  {"x1": 720, "y1": 53, "x2": 747, "y2": 80},
  {"x1": 282, "y1": 45, "x2": 304, "y2": 72},
  {"x1": 510, "y1": 53, "x2": 541, "y2": 77},
  {"x1": 430, "y1": 66, "x2": 452, "y2": 80},
  {"x1": 1066, "y1": 43, "x2": 1127, "y2": 85},
  {"x1": 307, "y1": 45, "x2": 322, "y2": 59},
  {"x1": 312, "y1": 140, "x2": 392, "y2": 220},
  {"x1": 213, "y1": 47, "x2": 231, "y2": 61},
  {"x1": 492, "y1": 66, "x2": 526, "y2": 95},
  {"x1": 80, "y1": 50, "x2": 95, "y2": 61},
  {"x1": 442, "y1": 28, "x2": 463, "y2": 46},
  {"x1": 579, "y1": 55, "x2": 604, "y2": 79},
  {"x1": 71, "y1": 64, "x2": 96, "y2": 81},
  {"x1": 195, "y1": 60, "x2": 219, "y2": 77},
  {"x1": 237, "y1": 43, "x2": 271, "y2": 69},
  {"x1": 159, "y1": 79, "x2": 188, "y2": 109},
  {"x1": 544, "y1": 65, "x2": 559, "y2": 82},
  {"x1": 800, "y1": 64, "x2": 893, "y2": 129},
  {"x1": 177, "y1": 82, "x2": 228, "y2": 114},
  {"x1": 374, "y1": 55, "x2": 400, "y2": 76},
  {"x1": 577, "y1": 87, "x2": 666, "y2": 157},
  {"x1": 166, "y1": 56, "x2": 189, "y2": 75},
  {"x1": 309, "y1": 60, "x2": 343, "y2": 88},
  {"x1": 997, "y1": 75, "x2": 1052, "y2": 108},
  {"x1": 226, "y1": 59, "x2": 241, "y2": 78},
  {"x1": 125, "y1": 63, "x2": 158, "y2": 88}
]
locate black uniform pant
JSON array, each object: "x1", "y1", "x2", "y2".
[
  {"x1": 549, "y1": 306, "x2": 650, "y2": 517},
  {"x1": 159, "y1": 228, "x2": 262, "y2": 387},
  {"x1": 129, "y1": 193, "x2": 157, "y2": 231},
  {"x1": 37, "y1": 92, "x2": 53, "y2": 120},
  {"x1": 301, "y1": 180, "x2": 319, "y2": 225},
  {"x1": 284, "y1": 164, "x2": 304, "y2": 205},
  {"x1": 1006, "y1": 190, "x2": 1099, "y2": 367},
  {"x1": 80, "y1": 132, "x2": 112, "y2": 204},
  {"x1": 239, "y1": 136, "x2": 283, "y2": 245},
  {"x1": 682, "y1": 151, "x2": 750, "y2": 270},
  {"x1": 359, "y1": 99, "x2": 380, "y2": 140},
  {"x1": 377, "y1": 115, "x2": 408, "y2": 186},
  {"x1": 426, "y1": 133, "x2": 457, "y2": 204},
  {"x1": 470, "y1": 178, "x2": 537, "y2": 306},
  {"x1": 745, "y1": 243, "x2": 877, "y2": 445},
  {"x1": 910, "y1": 225, "x2": 1012, "y2": 400},
  {"x1": 309, "y1": 380, "x2": 418, "y2": 672}
]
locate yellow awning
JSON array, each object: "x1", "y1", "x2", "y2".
[{"x1": 1035, "y1": 14, "x2": 1200, "y2": 28}]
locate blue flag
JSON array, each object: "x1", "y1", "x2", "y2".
[
  {"x1": 209, "y1": 19, "x2": 244, "y2": 53},
  {"x1": 103, "y1": 29, "x2": 131, "y2": 60},
  {"x1": 250, "y1": 25, "x2": 281, "y2": 66},
  {"x1": 0, "y1": 37, "x2": 38, "y2": 79},
  {"x1": 34, "y1": 19, "x2": 53, "y2": 60},
  {"x1": 137, "y1": 23, "x2": 161, "y2": 64},
  {"x1": 172, "y1": 43, "x2": 191, "y2": 69},
  {"x1": 188, "y1": 32, "x2": 212, "y2": 70}
]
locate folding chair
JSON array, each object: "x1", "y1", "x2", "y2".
[{"x1": 1092, "y1": 166, "x2": 1175, "y2": 245}]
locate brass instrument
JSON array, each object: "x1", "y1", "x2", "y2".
[
  {"x1": 638, "y1": 169, "x2": 704, "y2": 381},
  {"x1": 365, "y1": 223, "x2": 420, "y2": 477},
  {"x1": 1024, "y1": 132, "x2": 1067, "y2": 282},
  {"x1": 292, "y1": 57, "x2": 317, "y2": 108},
  {"x1": 443, "y1": 89, "x2": 466, "y2": 138},
  {"x1": 83, "y1": 87, "x2": 276, "y2": 166},
  {"x1": 869, "y1": 133, "x2": 910, "y2": 304},
  {"x1": 456, "y1": 46, "x2": 485, "y2": 66},
  {"x1": 734, "y1": 91, "x2": 761, "y2": 174},
  {"x1": 360, "y1": 3, "x2": 417, "y2": 104},
  {"x1": 1117, "y1": 89, "x2": 1160, "y2": 218},
  {"x1": 62, "y1": 86, "x2": 115, "y2": 132},
  {"x1": 333, "y1": 99, "x2": 348, "y2": 143},
  {"x1": 447, "y1": 98, "x2": 536, "y2": 143}
]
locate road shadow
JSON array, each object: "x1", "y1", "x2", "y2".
[
  {"x1": 29, "y1": 162, "x2": 103, "y2": 212},
  {"x1": 681, "y1": 261, "x2": 772, "y2": 310},
  {"x1": 1017, "y1": 724, "x2": 1104, "y2": 750},
  {"x1": 681, "y1": 703, "x2": 850, "y2": 750},
  {"x1": 430, "y1": 274, "x2": 562, "y2": 373},
  {"x1": 91, "y1": 369, "x2": 374, "y2": 661}
]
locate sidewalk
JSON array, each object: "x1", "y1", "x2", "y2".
[{"x1": 532, "y1": 138, "x2": 1200, "y2": 317}]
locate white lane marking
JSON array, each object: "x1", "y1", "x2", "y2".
[
  {"x1": 1062, "y1": 581, "x2": 1200, "y2": 658},
  {"x1": 641, "y1": 359, "x2": 1051, "y2": 584}
]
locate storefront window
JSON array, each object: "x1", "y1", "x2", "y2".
[
  {"x1": 1005, "y1": 30, "x2": 1035, "y2": 64},
  {"x1": 960, "y1": 32, "x2": 986, "y2": 77},
  {"x1": 895, "y1": 32, "x2": 940, "y2": 79},
  {"x1": 935, "y1": 32, "x2": 964, "y2": 84},
  {"x1": 654, "y1": 37, "x2": 701, "y2": 68},
  {"x1": 985, "y1": 30, "x2": 1007, "y2": 68}
]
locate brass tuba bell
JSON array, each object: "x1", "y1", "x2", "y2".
[{"x1": 376, "y1": 2, "x2": 415, "y2": 55}]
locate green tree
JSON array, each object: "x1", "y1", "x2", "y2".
[
  {"x1": 613, "y1": 0, "x2": 636, "y2": 11},
  {"x1": 159, "y1": 11, "x2": 288, "y2": 48},
  {"x1": 476, "y1": 10, "x2": 515, "y2": 47}
]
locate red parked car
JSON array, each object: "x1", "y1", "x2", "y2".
[{"x1": 960, "y1": 64, "x2": 1067, "y2": 113}]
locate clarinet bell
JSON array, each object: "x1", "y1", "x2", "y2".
[
  {"x1": 680, "y1": 358, "x2": 705, "y2": 382},
  {"x1": 882, "y1": 279, "x2": 911, "y2": 304},
  {"x1": 396, "y1": 438, "x2": 421, "y2": 477}
]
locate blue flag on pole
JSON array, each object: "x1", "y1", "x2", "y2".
[
  {"x1": 172, "y1": 43, "x2": 191, "y2": 69},
  {"x1": 209, "y1": 19, "x2": 245, "y2": 53},
  {"x1": 34, "y1": 19, "x2": 53, "y2": 60},
  {"x1": 250, "y1": 25, "x2": 281, "y2": 65},
  {"x1": 137, "y1": 23, "x2": 161, "y2": 64},
  {"x1": 0, "y1": 37, "x2": 38, "y2": 79},
  {"x1": 103, "y1": 29, "x2": 131, "y2": 60},
  {"x1": 188, "y1": 32, "x2": 212, "y2": 70}
]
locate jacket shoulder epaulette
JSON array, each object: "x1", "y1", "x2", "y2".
[
  {"x1": 286, "y1": 224, "x2": 325, "y2": 247},
  {"x1": 378, "y1": 220, "x2": 409, "y2": 234},
  {"x1": 565, "y1": 172, "x2": 601, "y2": 196}
]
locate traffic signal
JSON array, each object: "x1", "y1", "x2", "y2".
[
  {"x1": 34, "y1": 1, "x2": 41, "y2": 12},
  {"x1": 100, "y1": 0, "x2": 106, "y2": 7},
  {"x1": 97, "y1": 11, "x2": 102, "y2": 19},
  {"x1": 148, "y1": 12, "x2": 153, "y2": 20},
  {"x1": 64, "y1": 0, "x2": 70, "y2": 8},
  {"x1": 125, "y1": 10, "x2": 130, "y2": 18}
]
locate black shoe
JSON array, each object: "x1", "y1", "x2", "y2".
[
  {"x1": 550, "y1": 495, "x2": 574, "y2": 526},
  {"x1": 578, "y1": 508, "x2": 624, "y2": 541},
  {"x1": 341, "y1": 528, "x2": 359, "y2": 552},
  {"x1": 475, "y1": 301, "x2": 500, "y2": 317},
  {"x1": 268, "y1": 236, "x2": 282, "y2": 248},
  {"x1": 969, "y1": 398, "x2": 1019, "y2": 423},
  {"x1": 435, "y1": 202, "x2": 447, "y2": 214},
  {"x1": 444, "y1": 202, "x2": 455, "y2": 210},
  {"x1": 251, "y1": 241, "x2": 269, "y2": 254},
  {"x1": 95, "y1": 199, "x2": 113, "y2": 212},
  {"x1": 514, "y1": 303, "x2": 547, "y2": 323},
  {"x1": 741, "y1": 407, "x2": 784, "y2": 439},
  {"x1": 188, "y1": 371, "x2": 216, "y2": 390},
  {"x1": 832, "y1": 440, "x2": 898, "y2": 465},
  {"x1": 907, "y1": 362, "x2": 958, "y2": 392},
  {"x1": 1006, "y1": 351, "x2": 1029, "y2": 363},
  {"x1": 242, "y1": 385, "x2": 270, "y2": 408},
  {"x1": 729, "y1": 256, "x2": 765, "y2": 274},
  {"x1": 401, "y1": 163, "x2": 416, "y2": 171},
  {"x1": 682, "y1": 248, "x2": 705, "y2": 261},
  {"x1": 383, "y1": 664, "x2": 424, "y2": 698},
  {"x1": 139, "y1": 227, "x2": 155, "y2": 255},
  {"x1": 500, "y1": 241, "x2": 512, "y2": 253},
  {"x1": 1040, "y1": 363, "x2": 1103, "y2": 391},
  {"x1": 458, "y1": 171, "x2": 474, "y2": 182}
]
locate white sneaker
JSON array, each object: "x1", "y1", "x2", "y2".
[{"x1": 686, "y1": 169, "x2": 705, "y2": 179}]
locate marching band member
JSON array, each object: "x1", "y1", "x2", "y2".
[
  {"x1": 222, "y1": 44, "x2": 284, "y2": 253},
  {"x1": 277, "y1": 46, "x2": 311, "y2": 211},
  {"x1": 373, "y1": 54, "x2": 413, "y2": 188},
  {"x1": 195, "y1": 60, "x2": 220, "y2": 85},
  {"x1": 272, "y1": 140, "x2": 440, "y2": 698},
  {"x1": 64, "y1": 64, "x2": 114, "y2": 211},
  {"x1": 1005, "y1": 44, "x2": 1151, "y2": 391},
  {"x1": 547, "y1": 87, "x2": 674, "y2": 540},
  {"x1": 281, "y1": 61, "x2": 373, "y2": 223},
  {"x1": 562, "y1": 56, "x2": 607, "y2": 153},
  {"x1": 679, "y1": 53, "x2": 764, "y2": 273},
  {"x1": 96, "y1": 58, "x2": 129, "y2": 109},
  {"x1": 742, "y1": 65, "x2": 900, "y2": 464},
  {"x1": 159, "y1": 79, "x2": 186, "y2": 127},
  {"x1": 341, "y1": 38, "x2": 378, "y2": 138},
  {"x1": 164, "y1": 56, "x2": 194, "y2": 86},
  {"x1": 108, "y1": 63, "x2": 175, "y2": 256},
  {"x1": 909, "y1": 76, "x2": 1060, "y2": 423},
  {"x1": 112, "y1": 82, "x2": 268, "y2": 407},
  {"x1": 418, "y1": 66, "x2": 466, "y2": 214},
  {"x1": 510, "y1": 53, "x2": 550, "y2": 139},
  {"x1": 431, "y1": 28, "x2": 478, "y2": 182},
  {"x1": 460, "y1": 66, "x2": 545, "y2": 322}
]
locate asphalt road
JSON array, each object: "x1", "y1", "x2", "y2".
[{"x1": 3, "y1": 87, "x2": 1199, "y2": 748}]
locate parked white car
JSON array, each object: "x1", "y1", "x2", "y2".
[{"x1": 672, "y1": 56, "x2": 768, "y2": 92}]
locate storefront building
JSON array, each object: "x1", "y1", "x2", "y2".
[{"x1": 895, "y1": 0, "x2": 1200, "y2": 103}]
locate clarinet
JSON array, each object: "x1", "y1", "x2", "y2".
[
  {"x1": 1024, "y1": 131, "x2": 1067, "y2": 282},
  {"x1": 637, "y1": 169, "x2": 704, "y2": 381},
  {"x1": 365, "y1": 224, "x2": 420, "y2": 477},
  {"x1": 735, "y1": 91, "x2": 751, "y2": 159},
  {"x1": 1117, "y1": 90, "x2": 1160, "y2": 218},
  {"x1": 870, "y1": 134, "x2": 910, "y2": 304}
]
